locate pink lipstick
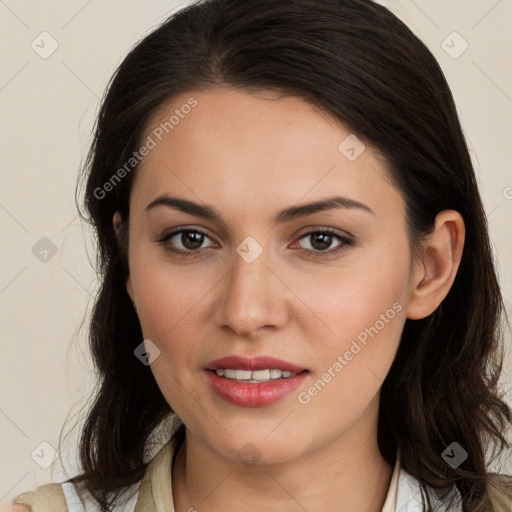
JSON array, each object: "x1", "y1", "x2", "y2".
[{"x1": 205, "y1": 355, "x2": 308, "y2": 407}]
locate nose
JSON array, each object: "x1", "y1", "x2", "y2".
[{"x1": 213, "y1": 244, "x2": 289, "y2": 337}]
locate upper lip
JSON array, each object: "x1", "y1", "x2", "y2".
[{"x1": 206, "y1": 355, "x2": 307, "y2": 373}]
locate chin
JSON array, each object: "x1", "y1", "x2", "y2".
[{"x1": 208, "y1": 430, "x2": 306, "y2": 467}]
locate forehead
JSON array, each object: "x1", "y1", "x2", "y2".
[{"x1": 130, "y1": 87, "x2": 402, "y2": 219}]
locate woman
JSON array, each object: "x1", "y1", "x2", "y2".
[{"x1": 11, "y1": 0, "x2": 512, "y2": 510}]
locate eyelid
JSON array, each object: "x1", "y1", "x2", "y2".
[
  {"x1": 293, "y1": 225, "x2": 353, "y2": 239},
  {"x1": 157, "y1": 226, "x2": 218, "y2": 245}
]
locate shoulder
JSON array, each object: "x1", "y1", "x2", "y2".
[
  {"x1": 11, "y1": 479, "x2": 138, "y2": 512},
  {"x1": 11, "y1": 483, "x2": 67, "y2": 512}
]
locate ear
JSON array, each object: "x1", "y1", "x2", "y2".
[
  {"x1": 112, "y1": 211, "x2": 135, "y2": 302},
  {"x1": 113, "y1": 211, "x2": 123, "y2": 239},
  {"x1": 406, "y1": 210, "x2": 465, "y2": 320}
]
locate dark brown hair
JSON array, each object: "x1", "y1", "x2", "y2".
[{"x1": 64, "y1": 0, "x2": 511, "y2": 510}]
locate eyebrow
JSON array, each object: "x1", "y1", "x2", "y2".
[{"x1": 145, "y1": 194, "x2": 374, "y2": 224}]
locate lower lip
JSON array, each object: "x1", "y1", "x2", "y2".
[{"x1": 205, "y1": 370, "x2": 308, "y2": 407}]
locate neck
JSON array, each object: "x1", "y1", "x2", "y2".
[{"x1": 171, "y1": 400, "x2": 393, "y2": 512}]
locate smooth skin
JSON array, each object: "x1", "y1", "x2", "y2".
[{"x1": 111, "y1": 88, "x2": 465, "y2": 512}]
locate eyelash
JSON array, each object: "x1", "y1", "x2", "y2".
[{"x1": 156, "y1": 227, "x2": 354, "y2": 259}]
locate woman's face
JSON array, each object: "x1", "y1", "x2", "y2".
[{"x1": 123, "y1": 87, "x2": 416, "y2": 464}]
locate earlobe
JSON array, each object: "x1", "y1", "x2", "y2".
[
  {"x1": 406, "y1": 210, "x2": 465, "y2": 320},
  {"x1": 113, "y1": 211, "x2": 123, "y2": 239}
]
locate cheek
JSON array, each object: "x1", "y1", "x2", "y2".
[
  {"x1": 292, "y1": 244, "x2": 410, "y2": 355},
  {"x1": 289, "y1": 237, "x2": 410, "y2": 420},
  {"x1": 294, "y1": 284, "x2": 406, "y2": 445},
  {"x1": 129, "y1": 245, "x2": 215, "y2": 342},
  {"x1": 129, "y1": 257, "x2": 212, "y2": 410}
]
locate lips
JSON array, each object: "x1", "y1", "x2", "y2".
[{"x1": 204, "y1": 355, "x2": 309, "y2": 407}]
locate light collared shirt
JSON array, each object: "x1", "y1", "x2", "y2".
[{"x1": 16, "y1": 414, "x2": 463, "y2": 511}]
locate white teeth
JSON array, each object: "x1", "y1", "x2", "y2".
[
  {"x1": 251, "y1": 369, "x2": 270, "y2": 380},
  {"x1": 235, "y1": 369, "x2": 252, "y2": 380},
  {"x1": 214, "y1": 368, "x2": 297, "y2": 381}
]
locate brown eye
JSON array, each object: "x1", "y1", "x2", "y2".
[
  {"x1": 309, "y1": 232, "x2": 334, "y2": 251},
  {"x1": 297, "y1": 230, "x2": 348, "y2": 252},
  {"x1": 158, "y1": 228, "x2": 217, "y2": 254},
  {"x1": 179, "y1": 231, "x2": 205, "y2": 250}
]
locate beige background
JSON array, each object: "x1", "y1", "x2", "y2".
[{"x1": 1, "y1": 0, "x2": 511, "y2": 506}]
